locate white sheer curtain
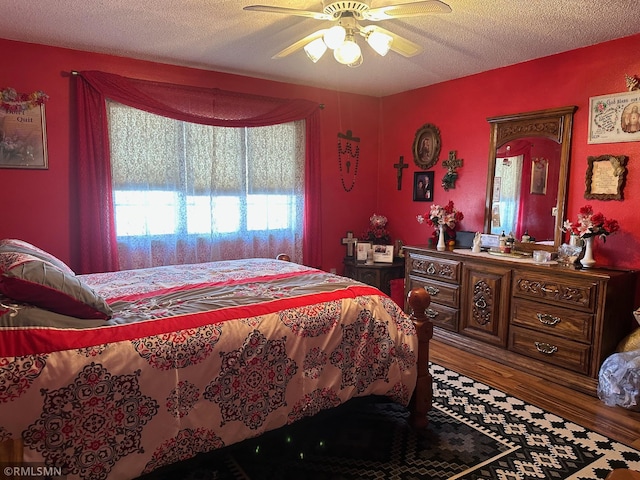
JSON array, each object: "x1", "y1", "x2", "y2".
[
  {"x1": 491, "y1": 155, "x2": 523, "y2": 236},
  {"x1": 107, "y1": 101, "x2": 305, "y2": 270}
]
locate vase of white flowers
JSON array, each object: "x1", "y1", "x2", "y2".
[{"x1": 417, "y1": 200, "x2": 464, "y2": 250}]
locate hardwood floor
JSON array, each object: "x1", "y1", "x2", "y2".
[{"x1": 430, "y1": 339, "x2": 640, "y2": 450}]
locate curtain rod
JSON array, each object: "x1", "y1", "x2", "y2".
[{"x1": 69, "y1": 70, "x2": 324, "y2": 109}]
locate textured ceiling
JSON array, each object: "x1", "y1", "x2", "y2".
[{"x1": 2, "y1": 0, "x2": 640, "y2": 97}]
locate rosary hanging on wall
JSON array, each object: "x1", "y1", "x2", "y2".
[{"x1": 337, "y1": 130, "x2": 360, "y2": 192}]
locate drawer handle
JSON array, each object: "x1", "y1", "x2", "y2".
[
  {"x1": 426, "y1": 308, "x2": 439, "y2": 318},
  {"x1": 534, "y1": 341, "x2": 558, "y2": 355},
  {"x1": 537, "y1": 313, "x2": 561, "y2": 326},
  {"x1": 474, "y1": 298, "x2": 487, "y2": 309},
  {"x1": 426, "y1": 263, "x2": 436, "y2": 275},
  {"x1": 541, "y1": 286, "x2": 558, "y2": 294},
  {"x1": 424, "y1": 286, "x2": 440, "y2": 296}
]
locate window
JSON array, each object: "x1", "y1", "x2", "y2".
[{"x1": 107, "y1": 102, "x2": 305, "y2": 268}]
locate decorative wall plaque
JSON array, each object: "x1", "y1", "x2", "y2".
[{"x1": 584, "y1": 154, "x2": 628, "y2": 201}]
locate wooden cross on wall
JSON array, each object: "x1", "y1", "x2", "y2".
[
  {"x1": 341, "y1": 231, "x2": 358, "y2": 257},
  {"x1": 442, "y1": 150, "x2": 463, "y2": 190},
  {"x1": 393, "y1": 156, "x2": 408, "y2": 190}
]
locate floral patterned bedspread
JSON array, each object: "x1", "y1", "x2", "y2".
[{"x1": 0, "y1": 258, "x2": 417, "y2": 480}]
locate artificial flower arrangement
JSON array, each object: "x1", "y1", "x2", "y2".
[
  {"x1": 562, "y1": 204, "x2": 620, "y2": 242},
  {"x1": 361, "y1": 213, "x2": 391, "y2": 245},
  {"x1": 416, "y1": 200, "x2": 464, "y2": 243}
]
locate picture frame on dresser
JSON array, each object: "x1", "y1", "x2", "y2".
[
  {"x1": 372, "y1": 244, "x2": 394, "y2": 263},
  {"x1": 356, "y1": 242, "x2": 372, "y2": 262}
]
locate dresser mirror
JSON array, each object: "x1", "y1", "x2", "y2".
[{"x1": 483, "y1": 106, "x2": 577, "y2": 252}]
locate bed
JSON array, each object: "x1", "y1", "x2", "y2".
[{"x1": 0, "y1": 240, "x2": 432, "y2": 480}]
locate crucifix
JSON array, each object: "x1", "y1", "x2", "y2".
[
  {"x1": 442, "y1": 150, "x2": 463, "y2": 191},
  {"x1": 341, "y1": 231, "x2": 358, "y2": 258},
  {"x1": 393, "y1": 156, "x2": 408, "y2": 190}
]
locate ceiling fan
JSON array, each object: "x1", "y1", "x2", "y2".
[{"x1": 243, "y1": 1, "x2": 452, "y2": 67}]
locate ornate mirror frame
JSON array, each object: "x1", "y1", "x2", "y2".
[{"x1": 483, "y1": 106, "x2": 577, "y2": 252}]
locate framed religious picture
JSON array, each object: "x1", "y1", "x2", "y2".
[
  {"x1": 0, "y1": 104, "x2": 48, "y2": 169},
  {"x1": 588, "y1": 90, "x2": 640, "y2": 144},
  {"x1": 413, "y1": 171, "x2": 434, "y2": 202},
  {"x1": 412, "y1": 123, "x2": 441, "y2": 169},
  {"x1": 584, "y1": 154, "x2": 628, "y2": 200},
  {"x1": 530, "y1": 157, "x2": 548, "y2": 195}
]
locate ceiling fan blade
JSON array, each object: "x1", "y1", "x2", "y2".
[
  {"x1": 361, "y1": 25, "x2": 423, "y2": 57},
  {"x1": 272, "y1": 29, "x2": 328, "y2": 59},
  {"x1": 363, "y1": 0, "x2": 451, "y2": 21},
  {"x1": 243, "y1": 5, "x2": 332, "y2": 20}
]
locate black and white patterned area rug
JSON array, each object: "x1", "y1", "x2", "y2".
[{"x1": 140, "y1": 363, "x2": 640, "y2": 480}]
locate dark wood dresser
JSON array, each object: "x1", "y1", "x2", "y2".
[{"x1": 403, "y1": 245, "x2": 637, "y2": 396}]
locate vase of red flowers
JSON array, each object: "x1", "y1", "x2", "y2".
[
  {"x1": 417, "y1": 201, "x2": 464, "y2": 249},
  {"x1": 361, "y1": 213, "x2": 391, "y2": 245},
  {"x1": 562, "y1": 205, "x2": 620, "y2": 268}
]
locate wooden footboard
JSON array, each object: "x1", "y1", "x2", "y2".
[{"x1": 407, "y1": 287, "x2": 433, "y2": 428}]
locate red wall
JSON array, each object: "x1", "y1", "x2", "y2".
[
  {"x1": 2, "y1": 33, "x2": 640, "y2": 278},
  {"x1": 379, "y1": 33, "x2": 640, "y2": 271}
]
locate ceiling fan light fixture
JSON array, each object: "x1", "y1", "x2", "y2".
[
  {"x1": 333, "y1": 37, "x2": 361, "y2": 65},
  {"x1": 323, "y1": 25, "x2": 346, "y2": 49},
  {"x1": 347, "y1": 54, "x2": 363, "y2": 68},
  {"x1": 366, "y1": 30, "x2": 393, "y2": 56},
  {"x1": 304, "y1": 38, "x2": 328, "y2": 62}
]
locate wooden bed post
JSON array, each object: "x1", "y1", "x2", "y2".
[
  {"x1": 0, "y1": 439, "x2": 23, "y2": 479},
  {"x1": 407, "y1": 287, "x2": 432, "y2": 429}
]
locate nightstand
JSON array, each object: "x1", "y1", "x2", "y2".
[{"x1": 342, "y1": 257, "x2": 405, "y2": 296}]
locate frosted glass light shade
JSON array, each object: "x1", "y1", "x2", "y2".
[
  {"x1": 304, "y1": 38, "x2": 327, "y2": 63},
  {"x1": 334, "y1": 39, "x2": 361, "y2": 65},
  {"x1": 323, "y1": 25, "x2": 346, "y2": 49},
  {"x1": 367, "y1": 31, "x2": 393, "y2": 56}
]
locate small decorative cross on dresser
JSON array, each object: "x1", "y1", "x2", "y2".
[
  {"x1": 341, "y1": 231, "x2": 358, "y2": 257},
  {"x1": 393, "y1": 156, "x2": 408, "y2": 190}
]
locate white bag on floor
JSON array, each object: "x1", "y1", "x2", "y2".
[{"x1": 597, "y1": 349, "x2": 640, "y2": 411}]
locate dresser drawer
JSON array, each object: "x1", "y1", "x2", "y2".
[
  {"x1": 408, "y1": 254, "x2": 461, "y2": 284},
  {"x1": 408, "y1": 275, "x2": 459, "y2": 308},
  {"x1": 424, "y1": 302, "x2": 458, "y2": 331},
  {"x1": 512, "y1": 271, "x2": 598, "y2": 312},
  {"x1": 511, "y1": 298, "x2": 593, "y2": 343},
  {"x1": 508, "y1": 325, "x2": 591, "y2": 374}
]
